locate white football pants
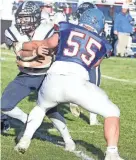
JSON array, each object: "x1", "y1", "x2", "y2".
[{"x1": 37, "y1": 74, "x2": 120, "y2": 118}]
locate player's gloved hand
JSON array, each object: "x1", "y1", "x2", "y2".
[{"x1": 37, "y1": 45, "x2": 50, "y2": 56}]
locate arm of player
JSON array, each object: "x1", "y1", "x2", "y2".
[
  {"x1": 13, "y1": 42, "x2": 38, "y2": 61},
  {"x1": 93, "y1": 58, "x2": 103, "y2": 67},
  {"x1": 13, "y1": 42, "x2": 50, "y2": 61},
  {"x1": 22, "y1": 33, "x2": 59, "y2": 51},
  {"x1": 17, "y1": 50, "x2": 38, "y2": 61}
]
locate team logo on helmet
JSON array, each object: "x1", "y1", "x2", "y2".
[
  {"x1": 92, "y1": 17, "x2": 98, "y2": 24},
  {"x1": 79, "y1": 8, "x2": 105, "y2": 34}
]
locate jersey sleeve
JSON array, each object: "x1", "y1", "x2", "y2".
[
  {"x1": 5, "y1": 28, "x2": 17, "y2": 43},
  {"x1": 5, "y1": 36, "x2": 13, "y2": 47}
]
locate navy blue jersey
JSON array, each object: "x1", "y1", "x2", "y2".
[{"x1": 56, "y1": 22, "x2": 106, "y2": 71}]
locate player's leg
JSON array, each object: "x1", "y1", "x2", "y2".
[
  {"x1": 64, "y1": 78, "x2": 122, "y2": 160},
  {"x1": 1, "y1": 73, "x2": 31, "y2": 124},
  {"x1": 14, "y1": 104, "x2": 56, "y2": 153},
  {"x1": 65, "y1": 75, "x2": 120, "y2": 153},
  {"x1": 1, "y1": 73, "x2": 47, "y2": 124},
  {"x1": 37, "y1": 75, "x2": 75, "y2": 151},
  {"x1": 14, "y1": 105, "x2": 45, "y2": 153},
  {"x1": 47, "y1": 108, "x2": 75, "y2": 151},
  {"x1": 15, "y1": 108, "x2": 76, "y2": 152},
  {"x1": 89, "y1": 66, "x2": 101, "y2": 125},
  {"x1": 70, "y1": 66, "x2": 101, "y2": 121},
  {"x1": 1, "y1": 113, "x2": 10, "y2": 133},
  {"x1": 15, "y1": 74, "x2": 65, "y2": 152},
  {"x1": 40, "y1": 74, "x2": 120, "y2": 152},
  {"x1": 15, "y1": 75, "x2": 75, "y2": 152},
  {"x1": 89, "y1": 66, "x2": 101, "y2": 86}
]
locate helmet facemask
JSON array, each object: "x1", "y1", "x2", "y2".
[{"x1": 16, "y1": 13, "x2": 40, "y2": 35}]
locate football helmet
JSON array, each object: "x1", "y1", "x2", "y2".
[
  {"x1": 79, "y1": 8, "x2": 105, "y2": 34},
  {"x1": 15, "y1": 1, "x2": 41, "y2": 35},
  {"x1": 53, "y1": 12, "x2": 67, "y2": 25},
  {"x1": 75, "y1": 2, "x2": 97, "y2": 19}
]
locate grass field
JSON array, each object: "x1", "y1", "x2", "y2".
[{"x1": 1, "y1": 49, "x2": 136, "y2": 160}]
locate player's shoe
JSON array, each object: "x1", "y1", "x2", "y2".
[
  {"x1": 14, "y1": 136, "x2": 31, "y2": 154},
  {"x1": 90, "y1": 119, "x2": 102, "y2": 126},
  {"x1": 65, "y1": 138, "x2": 76, "y2": 152},
  {"x1": 1, "y1": 119, "x2": 10, "y2": 133},
  {"x1": 70, "y1": 103, "x2": 81, "y2": 117},
  {"x1": 105, "y1": 151, "x2": 124, "y2": 160}
]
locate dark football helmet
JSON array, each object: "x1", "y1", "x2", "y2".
[
  {"x1": 75, "y1": 2, "x2": 97, "y2": 19},
  {"x1": 15, "y1": 1, "x2": 41, "y2": 35}
]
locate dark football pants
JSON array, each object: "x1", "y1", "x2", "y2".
[
  {"x1": 1, "y1": 113, "x2": 8, "y2": 121},
  {"x1": 1, "y1": 72, "x2": 57, "y2": 115},
  {"x1": 89, "y1": 66, "x2": 101, "y2": 87}
]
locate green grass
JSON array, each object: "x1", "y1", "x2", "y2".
[{"x1": 1, "y1": 49, "x2": 136, "y2": 160}]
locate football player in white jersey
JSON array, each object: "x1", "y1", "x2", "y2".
[
  {"x1": 15, "y1": 8, "x2": 123, "y2": 160},
  {"x1": 1, "y1": 1, "x2": 75, "y2": 151}
]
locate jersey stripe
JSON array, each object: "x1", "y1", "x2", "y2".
[
  {"x1": 7, "y1": 28, "x2": 18, "y2": 42},
  {"x1": 44, "y1": 27, "x2": 54, "y2": 39}
]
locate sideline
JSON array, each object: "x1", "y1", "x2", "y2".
[{"x1": 102, "y1": 75, "x2": 136, "y2": 84}]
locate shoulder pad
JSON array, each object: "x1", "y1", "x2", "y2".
[
  {"x1": 5, "y1": 24, "x2": 29, "y2": 42},
  {"x1": 33, "y1": 23, "x2": 54, "y2": 40}
]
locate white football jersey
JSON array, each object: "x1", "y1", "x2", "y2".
[{"x1": 5, "y1": 22, "x2": 54, "y2": 75}]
